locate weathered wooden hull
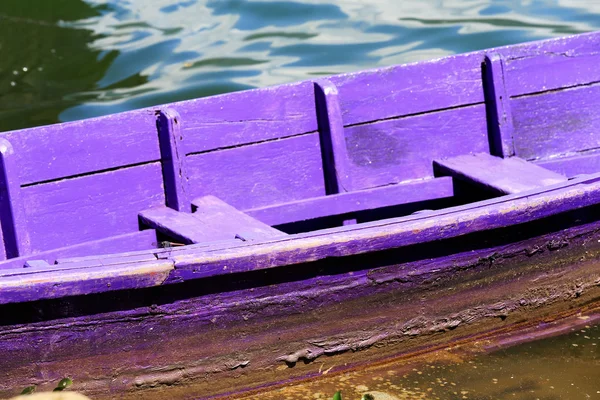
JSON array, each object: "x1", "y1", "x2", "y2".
[
  {"x1": 2, "y1": 176, "x2": 600, "y2": 398},
  {"x1": 3, "y1": 30, "x2": 600, "y2": 398}
]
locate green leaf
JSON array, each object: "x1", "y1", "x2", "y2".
[
  {"x1": 20, "y1": 386, "x2": 36, "y2": 395},
  {"x1": 332, "y1": 390, "x2": 342, "y2": 400},
  {"x1": 53, "y1": 377, "x2": 73, "y2": 391}
]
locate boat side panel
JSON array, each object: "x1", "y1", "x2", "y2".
[
  {"x1": 178, "y1": 81, "x2": 318, "y2": 153},
  {"x1": 504, "y1": 51, "x2": 600, "y2": 97},
  {"x1": 536, "y1": 151, "x2": 600, "y2": 177},
  {"x1": 21, "y1": 163, "x2": 165, "y2": 253},
  {"x1": 330, "y1": 52, "x2": 485, "y2": 126},
  {"x1": 511, "y1": 84, "x2": 600, "y2": 161},
  {"x1": 186, "y1": 133, "x2": 326, "y2": 210},
  {"x1": 2, "y1": 110, "x2": 161, "y2": 186},
  {"x1": 343, "y1": 104, "x2": 489, "y2": 189}
]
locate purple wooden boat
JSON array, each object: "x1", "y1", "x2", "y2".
[{"x1": 2, "y1": 31, "x2": 600, "y2": 399}]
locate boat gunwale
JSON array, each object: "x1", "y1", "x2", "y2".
[{"x1": 0, "y1": 172, "x2": 598, "y2": 305}]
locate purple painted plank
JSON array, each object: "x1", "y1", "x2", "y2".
[
  {"x1": 175, "y1": 81, "x2": 318, "y2": 154},
  {"x1": 535, "y1": 151, "x2": 600, "y2": 178},
  {"x1": 0, "y1": 229, "x2": 157, "y2": 271},
  {"x1": 191, "y1": 195, "x2": 285, "y2": 240},
  {"x1": 344, "y1": 104, "x2": 488, "y2": 190},
  {"x1": 246, "y1": 177, "x2": 454, "y2": 226},
  {"x1": 157, "y1": 108, "x2": 190, "y2": 213},
  {"x1": 0, "y1": 260, "x2": 173, "y2": 305},
  {"x1": 329, "y1": 52, "x2": 485, "y2": 126},
  {"x1": 314, "y1": 80, "x2": 352, "y2": 193},
  {"x1": 483, "y1": 53, "x2": 515, "y2": 158},
  {"x1": 434, "y1": 154, "x2": 567, "y2": 194},
  {"x1": 139, "y1": 206, "x2": 230, "y2": 244},
  {"x1": 55, "y1": 237, "x2": 244, "y2": 266},
  {"x1": 511, "y1": 84, "x2": 600, "y2": 160},
  {"x1": 187, "y1": 133, "x2": 325, "y2": 210},
  {"x1": 504, "y1": 49, "x2": 600, "y2": 97},
  {"x1": 2, "y1": 110, "x2": 160, "y2": 185},
  {"x1": 0, "y1": 139, "x2": 30, "y2": 258},
  {"x1": 22, "y1": 163, "x2": 164, "y2": 253}
]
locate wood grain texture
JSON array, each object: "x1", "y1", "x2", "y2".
[
  {"x1": 175, "y1": 80, "x2": 318, "y2": 153},
  {"x1": 434, "y1": 153, "x2": 567, "y2": 194},
  {"x1": 157, "y1": 108, "x2": 190, "y2": 213},
  {"x1": 504, "y1": 49, "x2": 600, "y2": 97},
  {"x1": 0, "y1": 139, "x2": 30, "y2": 258},
  {"x1": 191, "y1": 195, "x2": 285, "y2": 240},
  {"x1": 3, "y1": 110, "x2": 160, "y2": 185},
  {"x1": 187, "y1": 133, "x2": 325, "y2": 210},
  {"x1": 0, "y1": 230, "x2": 158, "y2": 271},
  {"x1": 246, "y1": 177, "x2": 454, "y2": 226},
  {"x1": 344, "y1": 104, "x2": 488, "y2": 189},
  {"x1": 511, "y1": 84, "x2": 600, "y2": 160},
  {"x1": 139, "y1": 206, "x2": 228, "y2": 244},
  {"x1": 22, "y1": 163, "x2": 165, "y2": 253},
  {"x1": 535, "y1": 151, "x2": 600, "y2": 178},
  {"x1": 0, "y1": 259, "x2": 173, "y2": 304},
  {"x1": 329, "y1": 52, "x2": 485, "y2": 126}
]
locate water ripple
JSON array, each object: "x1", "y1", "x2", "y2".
[{"x1": 2, "y1": 0, "x2": 600, "y2": 130}]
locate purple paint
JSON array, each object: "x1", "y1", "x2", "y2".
[{"x1": 0, "y1": 31, "x2": 599, "y2": 398}]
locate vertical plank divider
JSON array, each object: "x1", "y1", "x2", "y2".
[
  {"x1": 314, "y1": 80, "x2": 352, "y2": 194},
  {"x1": 0, "y1": 138, "x2": 30, "y2": 258},
  {"x1": 156, "y1": 108, "x2": 190, "y2": 213},
  {"x1": 483, "y1": 53, "x2": 515, "y2": 158}
]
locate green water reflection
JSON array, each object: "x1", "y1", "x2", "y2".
[
  {"x1": 2, "y1": 0, "x2": 600, "y2": 131},
  {"x1": 243, "y1": 322, "x2": 600, "y2": 399}
]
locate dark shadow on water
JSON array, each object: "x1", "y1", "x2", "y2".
[{"x1": 0, "y1": 0, "x2": 115, "y2": 132}]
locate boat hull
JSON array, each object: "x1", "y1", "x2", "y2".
[{"x1": 2, "y1": 198, "x2": 600, "y2": 398}]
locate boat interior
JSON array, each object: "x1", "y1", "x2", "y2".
[{"x1": 0, "y1": 32, "x2": 599, "y2": 269}]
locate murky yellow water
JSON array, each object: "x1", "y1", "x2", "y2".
[{"x1": 241, "y1": 318, "x2": 600, "y2": 400}]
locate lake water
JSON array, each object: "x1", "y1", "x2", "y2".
[{"x1": 1, "y1": 0, "x2": 600, "y2": 132}]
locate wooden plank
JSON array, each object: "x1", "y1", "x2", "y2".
[
  {"x1": 157, "y1": 108, "x2": 190, "y2": 212},
  {"x1": 0, "y1": 230, "x2": 158, "y2": 271},
  {"x1": 0, "y1": 139, "x2": 30, "y2": 258},
  {"x1": 483, "y1": 53, "x2": 515, "y2": 158},
  {"x1": 176, "y1": 80, "x2": 318, "y2": 153},
  {"x1": 0, "y1": 260, "x2": 173, "y2": 305},
  {"x1": 139, "y1": 207, "x2": 228, "y2": 244},
  {"x1": 343, "y1": 104, "x2": 489, "y2": 190},
  {"x1": 3, "y1": 110, "x2": 160, "y2": 185},
  {"x1": 314, "y1": 80, "x2": 352, "y2": 193},
  {"x1": 511, "y1": 84, "x2": 600, "y2": 161},
  {"x1": 191, "y1": 196, "x2": 285, "y2": 240},
  {"x1": 22, "y1": 163, "x2": 165, "y2": 253},
  {"x1": 434, "y1": 153, "x2": 567, "y2": 194},
  {"x1": 330, "y1": 52, "x2": 485, "y2": 126},
  {"x1": 503, "y1": 49, "x2": 600, "y2": 97},
  {"x1": 535, "y1": 151, "x2": 600, "y2": 178},
  {"x1": 246, "y1": 177, "x2": 454, "y2": 226},
  {"x1": 186, "y1": 133, "x2": 325, "y2": 210}
]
